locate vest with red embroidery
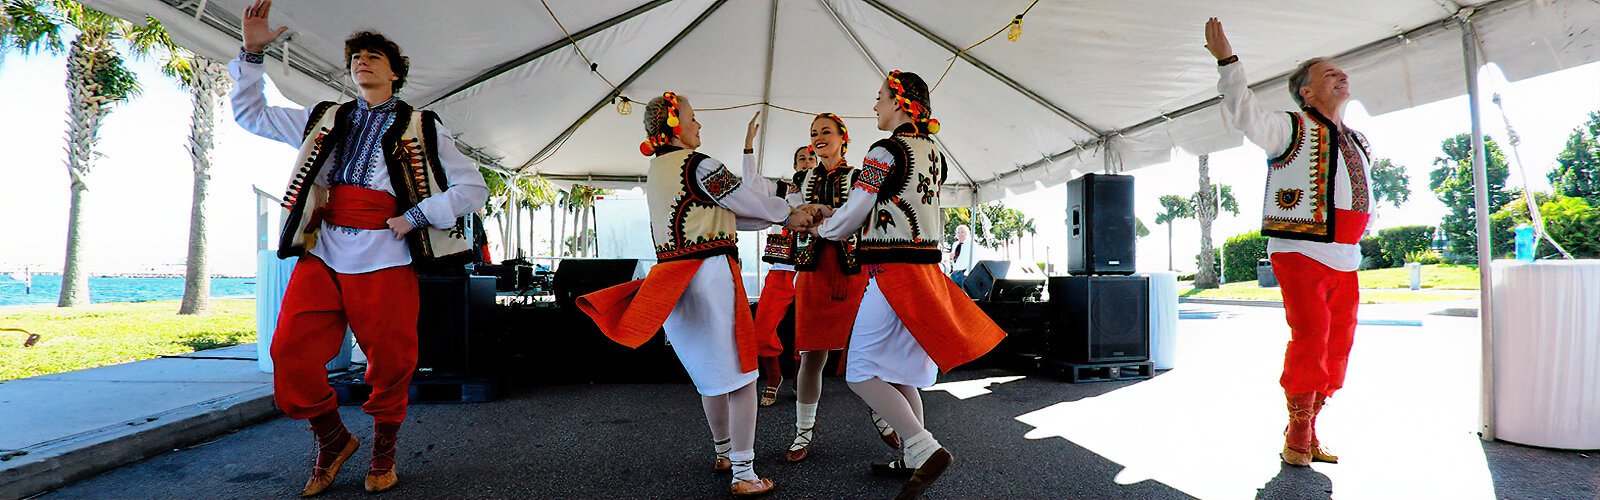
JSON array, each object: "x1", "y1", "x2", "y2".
[
  {"x1": 853, "y1": 126, "x2": 946, "y2": 264},
  {"x1": 278, "y1": 100, "x2": 471, "y2": 264},
  {"x1": 1261, "y1": 110, "x2": 1372, "y2": 243},
  {"x1": 645, "y1": 148, "x2": 739, "y2": 262},
  {"x1": 793, "y1": 162, "x2": 861, "y2": 273}
]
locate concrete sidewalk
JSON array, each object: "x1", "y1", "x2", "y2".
[{"x1": 0, "y1": 344, "x2": 280, "y2": 498}]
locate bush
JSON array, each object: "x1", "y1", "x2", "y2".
[
  {"x1": 1376, "y1": 225, "x2": 1435, "y2": 265},
  {"x1": 1222, "y1": 231, "x2": 1268, "y2": 283},
  {"x1": 1360, "y1": 236, "x2": 1386, "y2": 270},
  {"x1": 1405, "y1": 249, "x2": 1442, "y2": 265},
  {"x1": 1491, "y1": 193, "x2": 1600, "y2": 259}
]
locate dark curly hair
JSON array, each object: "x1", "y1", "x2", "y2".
[{"x1": 344, "y1": 31, "x2": 409, "y2": 92}]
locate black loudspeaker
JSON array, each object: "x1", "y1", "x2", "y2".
[
  {"x1": 553, "y1": 259, "x2": 640, "y2": 308},
  {"x1": 415, "y1": 275, "x2": 497, "y2": 378},
  {"x1": 1066, "y1": 173, "x2": 1136, "y2": 275},
  {"x1": 1046, "y1": 276, "x2": 1149, "y2": 363},
  {"x1": 963, "y1": 260, "x2": 1046, "y2": 302}
]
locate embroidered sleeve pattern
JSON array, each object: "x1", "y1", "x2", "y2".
[
  {"x1": 239, "y1": 48, "x2": 265, "y2": 64},
  {"x1": 856, "y1": 156, "x2": 892, "y2": 194},
  {"x1": 700, "y1": 164, "x2": 742, "y2": 201},
  {"x1": 403, "y1": 206, "x2": 429, "y2": 229}
]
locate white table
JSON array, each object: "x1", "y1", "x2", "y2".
[
  {"x1": 255, "y1": 251, "x2": 353, "y2": 374},
  {"x1": 1491, "y1": 260, "x2": 1600, "y2": 450}
]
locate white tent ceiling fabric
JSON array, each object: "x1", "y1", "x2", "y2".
[{"x1": 87, "y1": 0, "x2": 1600, "y2": 203}]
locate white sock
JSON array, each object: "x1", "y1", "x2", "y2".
[
  {"x1": 713, "y1": 437, "x2": 732, "y2": 459},
  {"x1": 728, "y1": 449, "x2": 758, "y2": 482},
  {"x1": 796, "y1": 402, "x2": 818, "y2": 429},
  {"x1": 903, "y1": 430, "x2": 941, "y2": 468}
]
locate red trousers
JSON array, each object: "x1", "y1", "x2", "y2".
[
  {"x1": 1272, "y1": 252, "x2": 1358, "y2": 396},
  {"x1": 272, "y1": 255, "x2": 419, "y2": 424}
]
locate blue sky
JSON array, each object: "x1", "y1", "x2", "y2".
[{"x1": 1, "y1": 44, "x2": 1595, "y2": 276}]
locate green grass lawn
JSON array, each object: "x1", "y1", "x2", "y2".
[
  {"x1": 1355, "y1": 264, "x2": 1481, "y2": 290},
  {"x1": 1181, "y1": 265, "x2": 1481, "y2": 304},
  {"x1": 0, "y1": 299, "x2": 255, "y2": 382}
]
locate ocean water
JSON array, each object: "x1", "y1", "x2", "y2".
[{"x1": 0, "y1": 275, "x2": 256, "y2": 307}]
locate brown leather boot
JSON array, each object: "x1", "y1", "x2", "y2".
[
  {"x1": 365, "y1": 422, "x2": 401, "y2": 493},
  {"x1": 1310, "y1": 392, "x2": 1339, "y2": 463},
  {"x1": 300, "y1": 410, "x2": 359, "y2": 497},
  {"x1": 1281, "y1": 391, "x2": 1315, "y2": 466}
]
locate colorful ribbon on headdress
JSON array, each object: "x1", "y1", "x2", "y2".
[
  {"x1": 886, "y1": 71, "x2": 940, "y2": 134},
  {"x1": 640, "y1": 91, "x2": 683, "y2": 156}
]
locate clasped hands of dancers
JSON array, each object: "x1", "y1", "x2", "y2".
[{"x1": 236, "y1": 0, "x2": 1366, "y2": 495}]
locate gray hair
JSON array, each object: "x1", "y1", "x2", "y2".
[{"x1": 1288, "y1": 57, "x2": 1331, "y2": 109}]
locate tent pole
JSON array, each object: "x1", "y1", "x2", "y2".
[
  {"x1": 1460, "y1": 15, "x2": 1496, "y2": 442},
  {"x1": 757, "y1": 0, "x2": 778, "y2": 177}
]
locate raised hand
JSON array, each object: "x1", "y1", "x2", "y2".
[
  {"x1": 242, "y1": 0, "x2": 289, "y2": 53},
  {"x1": 1204, "y1": 17, "x2": 1233, "y2": 61},
  {"x1": 744, "y1": 111, "x2": 761, "y2": 151}
]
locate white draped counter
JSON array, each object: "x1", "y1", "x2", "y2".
[{"x1": 1491, "y1": 260, "x2": 1600, "y2": 450}]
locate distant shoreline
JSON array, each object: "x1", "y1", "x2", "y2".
[{"x1": 0, "y1": 295, "x2": 255, "y2": 312}]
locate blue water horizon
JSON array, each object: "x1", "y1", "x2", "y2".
[{"x1": 0, "y1": 275, "x2": 256, "y2": 307}]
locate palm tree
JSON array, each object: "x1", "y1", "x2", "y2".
[
  {"x1": 1193, "y1": 154, "x2": 1240, "y2": 289},
  {"x1": 173, "y1": 55, "x2": 229, "y2": 314},
  {"x1": 480, "y1": 168, "x2": 559, "y2": 260},
  {"x1": 1154, "y1": 195, "x2": 1194, "y2": 272},
  {"x1": 118, "y1": 17, "x2": 230, "y2": 314},
  {"x1": 513, "y1": 174, "x2": 558, "y2": 257},
  {"x1": 563, "y1": 185, "x2": 606, "y2": 257},
  {"x1": 4, "y1": 1, "x2": 174, "y2": 307}
]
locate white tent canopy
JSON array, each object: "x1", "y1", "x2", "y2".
[{"x1": 84, "y1": 0, "x2": 1600, "y2": 204}]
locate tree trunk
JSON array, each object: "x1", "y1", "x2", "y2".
[
  {"x1": 58, "y1": 36, "x2": 115, "y2": 307},
  {"x1": 559, "y1": 202, "x2": 569, "y2": 256},
  {"x1": 1195, "y1": 154, "x2": 1220, "y2": 289},
  {"x1": 180, "y1": 58, "x2": 230, "y2": 315}
]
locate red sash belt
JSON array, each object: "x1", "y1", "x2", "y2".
[
  {"x1": 1333, "y1": 209, "x2": 1370, "y2": 245},
  {"x1": 321, "y1": 186, "x2": 398, "y2": 230}
]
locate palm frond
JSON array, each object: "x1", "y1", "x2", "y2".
[{"x1": 1, "y1": 0, "x2": 67, "y2": 57}]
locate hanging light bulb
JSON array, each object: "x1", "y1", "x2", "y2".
[
  {"x1": 1007, "y1": 14, "x2": 1024, "y2": 42},
  {"x1": 616, "y1": 96, "x2": 632, "y2": 116}
]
